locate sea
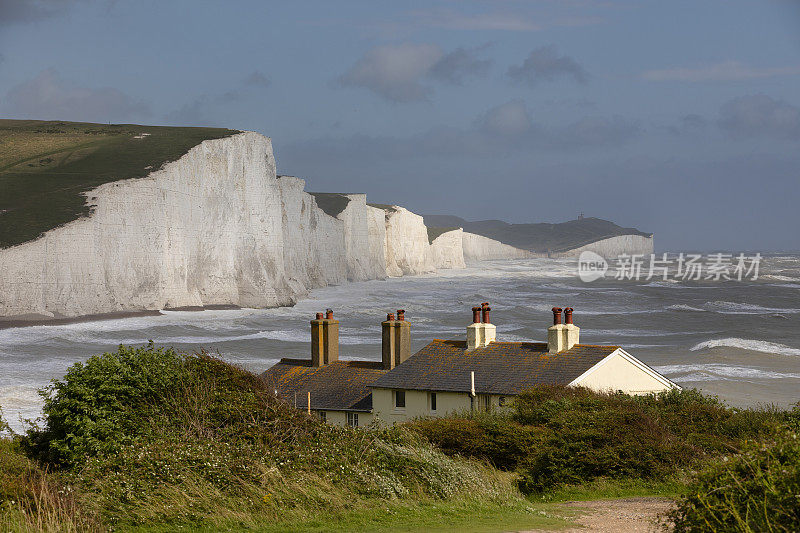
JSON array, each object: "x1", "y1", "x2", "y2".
[{"x1": 2, "y1": 255, "x2": 799, "y2": 433}]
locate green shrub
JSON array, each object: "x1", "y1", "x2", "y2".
[
  {"x1": 670, "y1": 427, "x2": 800, "y2": 532},
  {"x1": 19, "y1": 345, "x2": 516, "y2": 529},
  {"x1": 409, "y1": 385, "x2": 787, "y2": 493},
  {"x1": 24, "y1": 343, "x2": 186, "y2": 466}
]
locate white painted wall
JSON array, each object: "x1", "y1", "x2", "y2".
[{"x1": 571, "y1": 350, "x2": 675, "y2": 395}]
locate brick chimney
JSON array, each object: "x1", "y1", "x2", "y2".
[
  {"x1": 311, "y1": 309, "x2": 339, "y2": 366},
  {"x1": 548, "y1": 307, "x2": 566, "y2": 353},
  {"x1": 467, "y1": 303, "x2": 495, "y2": 350},
  {"x1": 382, "y1": 309, "x2": 411, "y2": 370},
  {"x1": 563, "y1": 307, "x2": 580, "y2": 350}
]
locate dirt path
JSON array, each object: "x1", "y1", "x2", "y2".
[{"x1": 525, "y1": 497, "x2": 674, "y2": 532}]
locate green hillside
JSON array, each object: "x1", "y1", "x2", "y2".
[
  {"x1": 423, "y1": 215, "x2": 652, "y2": 253},
  {"x1": 0, "y1": 119, "x2": 238, "y2": 249}
]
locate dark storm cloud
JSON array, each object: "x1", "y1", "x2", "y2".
[
  {"x1": 718, "y1": 94, "x2": 800, "y2": 140},
  {"x1": 163, "y1": 72, "x2": 270, "y2": 126},
  {"x1": 338, "y1": 43, "x2": 492, "y2": 102},
  {"x1": 4, "y1": 68, "x2": 150, "y2": 122},
  {"x1": 428, "y1": 46, "x2": 493, "y2": 85},
  {"x1": 244, "y1": 71, "x2": 271, "y2": 89},
  {"x1": 507, "y1": 45, "x2": 589, "y2": 87},
  {"x1": 0, "y1": 0, "x2": 90, "y2": 26},
  {"x1": 666, "y1": 114, "x2": 708, "y2": 136}
]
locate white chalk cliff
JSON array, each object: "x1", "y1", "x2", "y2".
[
  {"x1": 0, "y1": 133, "x2": 460, "y2": 321},
  {"x1": 461, "y1": 232, "x2": 533, "y2": 261},
  {"x1": 429, "y1": 229, "x2": 466, "y2": 270},
  {"x1": 550, "y1": 234, "x2": 654, "y2": 258},
  {"x1": 0, "y1": 131, "x2": 652, "y2": 322}
]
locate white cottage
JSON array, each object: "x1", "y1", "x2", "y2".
[{"x1": 263, "y1": 305, "x2": 679, "y2": 426}]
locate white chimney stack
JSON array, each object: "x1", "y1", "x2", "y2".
[
  {"x1": 466, "y1": 303, "x2": 496, "y2": 350},
  {"x1": 548, "y1": 307, "x2": 580, "y2": 353}
]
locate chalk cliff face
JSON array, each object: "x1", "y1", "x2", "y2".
[
  {"x1": 0, "y1": 130, "x2": 654, "y2": 322},
  {"x1": 430, "y1": 229, "x2": 466, "y2": 270},
  {"x1": 0, "y1": 133, "x2": 453, "y2": 321},
  {"x1": 333, "y1": 194, "x2": 387, "y2": 281},
  {"x1": 461, "y1": 232, "x2": 533, "y2": 261},
  {"x1": 381, "y1": 206, "x2": 437, "y2": 278},
  {"x1": 552, "y1": 235, "x2": 654, "y2": 258}
]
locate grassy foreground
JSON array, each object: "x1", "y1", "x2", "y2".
[
  {"x1": 2, "y1": 345, "x2": 798, "y2": 531},
  {"x1": 0, "y1": 345, "x2": 556, "y2": 532},
  {"x1": 0, "y1": 119, "x2": 237, "y2": 249}
]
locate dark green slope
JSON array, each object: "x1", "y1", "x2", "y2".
[{"x1": 0, "y1": 119, "x2": 238, "y2": 249}]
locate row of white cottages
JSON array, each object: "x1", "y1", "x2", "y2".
[{"x1": 262, "y1": 304, "x2": 678, "y2": 427}]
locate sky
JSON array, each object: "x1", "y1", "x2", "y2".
[{"x1": 1, "y1": 0, "x2": 800, "y2": 251}]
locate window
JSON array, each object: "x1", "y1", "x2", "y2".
[
  {"x1": 430, "y1": 392, "x2": 437, "y2": 412},
  {"x1": 394, "y1": 390, "x2": 406, "y2": 409},
  {"x1": 347, "y1": 412, "x2": 358, "y2": 427},
  {"x1": 498, "y1": 396, "x2": 507, "y2": 407},
  {"x1": 318, "y1": 411, "x2": 326, "y2": 422}
]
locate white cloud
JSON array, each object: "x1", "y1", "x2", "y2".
[
  {"x1": 339, "y1": 43, "x2": 443, "y2": 102},
  {"x1": 642, "y1": 61, "x2": 800, "y2": 82},
  {"x1": 476, "y1": 100, "x2": 532, "y2": 136},
  {"x1": 5, "y1": 68, "x2": 150, "y2": 122},
  {"x1": 718, "y1": 94, "x2": 800, "y2": 140},
  {"x1": 339, "y1": 43, "x2": 492, "y2": 102}
]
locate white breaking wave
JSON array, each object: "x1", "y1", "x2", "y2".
[
  {"x1": 666, "y1": 304, "x2": 706, "y2": 312},
  {"x1": 690, "y1": 338, "x2": 800, "y2": 357},
  {"x1": 654, "y1": 363, "x2": 800, "y2": 381},
  {"x1": 704, "y1": 301, "x2": 800, "y2": 314}
]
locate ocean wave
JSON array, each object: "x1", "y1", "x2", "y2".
[
  {"x1": 666, "y1": 304, "x2": 706, "y2": 312},
  {"x1": 690, "y1": 338, "x2": 800, "y2": 357},
  {"x1": 703, "y1": 301, "x2": 800, "y2": 314},
  {"x1": 654, "y1": 363, "x2": 800, "y2": 381},
  {"x1": 762, "y1": 274, "x2": 799, "y2": 282}
]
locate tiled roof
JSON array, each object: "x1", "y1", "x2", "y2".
[
  {"x1": 261, "y1": 359, "x2": 387, "y2": 412},
  {"x1": 371, "y1": 340, "x2": 619, "y2": 395}
]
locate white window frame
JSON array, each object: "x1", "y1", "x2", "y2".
[{"x1": 346, "y1": 412, "x2": 359, "y2": 427}]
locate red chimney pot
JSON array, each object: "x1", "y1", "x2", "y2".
[
  {"x1": 564, "y1": 307, "x2": 574, "y2": 325},
  {"x1": 552, "y1": 307, "x2": 563, "y2": 325},
  {"x1": 325, "y1": 309, "x2": 334, "y2": 320},
  {"x1": 471, "y1": 306, "x2": 481, "y2": 324},
  {"x1": 481, "y1": 305, "x2": 491, "y2": 324},
  {"x1": 315, "y1": 312, "x2": 323, "y2": 320},
  {"x1": 397, "y1": 309, "x2": 405, "y2": 321},
  {"x1": 387, "y1": 313, "x2": 395, "y2": 321}
]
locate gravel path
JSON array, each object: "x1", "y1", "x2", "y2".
[{"x1": 524, "y1": 497, "x2": 674, "y2": 532}]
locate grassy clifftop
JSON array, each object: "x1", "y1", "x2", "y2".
[{"x1": 0, "y1": 119, "x2": 238, "y2": 249}]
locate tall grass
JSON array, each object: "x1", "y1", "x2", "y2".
[{"x1": 0, "y1": 440, "x2": 100, "y2": 532}]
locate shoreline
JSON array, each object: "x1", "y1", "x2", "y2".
[{"x1": 0, "y1": 304, "x2": 243, "y2": 330}]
